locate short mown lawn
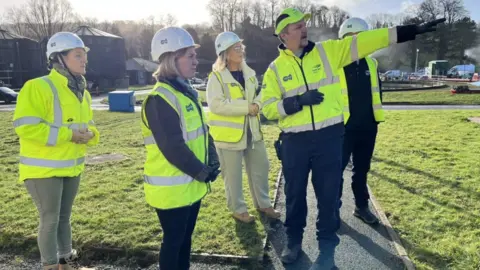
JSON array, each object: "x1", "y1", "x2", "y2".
[
  {"x1": 0, "y1": 111, "x2": 281, "y2": 258},
  {"x1": 1, "y1": 109, "x2": 479, "y2": 270},
  {"x1": 382, "y1": 89, "x2": 480, "y2": 105},
  {"x1": 371, "y1": 110, "x2": 480, "y2": 270}
]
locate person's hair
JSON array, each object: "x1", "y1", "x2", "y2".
[
  {"x1": 278, "y1": 26, "x2": 290, "y2": 44},
  {"x1": 212, "y1": 43, "x2": 246, "y2": 72},
  {"x1": 47, "y1": 50, "x2": 70, "y2": 70},
  {"x1": 153, "y1": 47, "x2": 189, "y2": 81}
]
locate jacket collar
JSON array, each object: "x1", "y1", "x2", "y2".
[
  {"x1": 48, "y1": 68, "x2": 69, "y2": 87},
  {"x1": 158, "y1": 76, "x2": 198, "y2": 100},
  {"x1": 216, "y1": 61, "x2": 256, "y2": 83},
  {"x1": 278, "y1": 41, "x2": 315, "y2": 59}
]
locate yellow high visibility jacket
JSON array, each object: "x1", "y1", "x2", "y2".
[
  {"x1": 141, "y1": 82, "x2": 208, "y2": 210},
  {"x1": 13, "y1": 69, "x2": 100, "y2": 182},
  {"x1": 206, "y1": 68, "x2": 262, "y2": 145},
  {"x1": 261, "y1": 27, "x2": 397, "y2": 133},
  {"x1": 339, "y1": 56, "x2": 385, "y2": 124}
]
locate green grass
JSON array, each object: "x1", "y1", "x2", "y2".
[
  {"x1": 2, "y1": 110, "x2": 480, "y2": 269},
  {"x1": 370, "y1": 110, "x2": 480, "y2": 270},
  {"x1": 382, "y1": 89, "x2": 480, "y2": 105},
  {"x1": 0, "y1": 111, "x2": 281, "y2": 258}
]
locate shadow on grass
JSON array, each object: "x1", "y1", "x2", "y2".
[{"x1": 372, "y1": 157, "x2": 480, "y2": 205}]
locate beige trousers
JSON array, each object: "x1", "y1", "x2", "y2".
[{"x1": 217, "y1": 140, "x2": 272, "y2": 214}]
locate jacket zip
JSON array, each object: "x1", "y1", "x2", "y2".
[{"x1": 293, "y1": 56, "x2": 315, "y2": 130}]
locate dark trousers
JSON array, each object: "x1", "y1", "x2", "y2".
[
  {"x1": 155, "y1": 200, "x2": 201, "y2": 270},
  {"x1": 339, "y1": 126, "x2": 378, "y2": 209},
  {"x1": 281, "y1": 130, "x2": 342, "y2": 249}
]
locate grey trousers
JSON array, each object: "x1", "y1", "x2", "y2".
[
  {"x1": 217, "y1": 141, "x2": 272, "y2": 214},
  {"x1": 25, "y1": 176, "x2": 80, "y2": 265}
]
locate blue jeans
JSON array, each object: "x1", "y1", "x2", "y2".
[{"x1": 280, "y1": 129, "x2": 342, "y2": 249}]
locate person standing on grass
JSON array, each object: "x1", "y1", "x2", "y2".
[
  {"x1": 206, "y1": 31, "x2": 281, "y2": 224},
  {"x1": 336, "y1": 17, "x2": 385, "y2": 226},
  {"x1": 13, "y1": 32, "x2": 99, "y2": 270},
  {"x1": 141, "y1": 26, "x2": 221, "y2": 270},
  {"x1": 261, "y1": 6, "x2": 445, "y2": 269}
]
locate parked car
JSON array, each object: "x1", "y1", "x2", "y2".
[{"x1": 0, "y1": 87, "x2": 18, "y2": 104}]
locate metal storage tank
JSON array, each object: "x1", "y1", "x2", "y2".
[
  {"x1": 72, "y1": 26, "x2": 127, "y2": 89},
  {"x1": 0, "y1": 29, "x2": 43, "y2": 88}
]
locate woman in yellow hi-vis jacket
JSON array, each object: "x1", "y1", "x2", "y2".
[
  {"x1": 206, "y1": 31, "x2": 280, "y2": 223},
  {"x1": 13, "y1": 32, "x2": 99, "y2": 270},
  {"x1": 141, "y1": 26, "x2": 220, "y2": 270}
]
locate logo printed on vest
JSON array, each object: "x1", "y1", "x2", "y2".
[
  {"x1": 312, "y1": 64, "x2": 322, "y2": 73},
  {"x1": 283, "y1": 74, "x2": 292, "y2": 82},
  {"x1": 186, "y1": 103, "x2": 194, "y2": 112},
  {"x1": 67, "y1": 118, "x2": 73, "y2": 122}
]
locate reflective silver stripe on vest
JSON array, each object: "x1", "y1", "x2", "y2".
[
  {"x1": 144, "y1": 175, "x2": 193, "y2": 186},
  {"x1": 277, "y1": 101, "x2": 287, "y2": 117},
  {"x1": 13, "y1": 116, "x2": 43, "y2": 127},
  {"x1": 388, "y1": 27, "x2": 398, "y2": 44},
  {"x1": 213, "y1": 72, "x2": 246, "y2": 100},
  {"x1": 281, "y1": 115, "x2": 343, "y2": 133},
  {"x1": 372, "y1": 86, "x2": 380, "y2": 93},
  {"x1": 373, "y1": 104, "x2": 383, "y2": 110},
  {"x1": 263, "y1": 97, "x2": 278, "y2": 107},
  {"x1": 269, "y1": 63, "x2": 287, "y2": 97},
  {"x1": 20, "y1": 156, "x2": 85, "y2": 168},
  {"x1": 155, "y1": 87, "x2": 188, "y2": 141},
  {"x1": 148, "y1": 87, "x2": 205, "y2": 143},
  {"x1": 208, "y1": 120, "x2": 244, "y2": 130},
  {"x1": 351, "y1": 35, "x2": 359, "y2": 62},
  {"x1": 144, "y1": 124, "x2": 206, "y2": 145}
]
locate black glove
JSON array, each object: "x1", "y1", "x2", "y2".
[
  {"x1": 195, "y1": 166, "x2": 221, "y2": 183},
  {"x1": 205, "y1": 167, "x2": 221, "y2": 183},
  {"x1": 297, "y1": 90, "x2": 324, "y2": 106},
  {"x1": 415, "y1": 18, "x2": 446, "y2": 35}
]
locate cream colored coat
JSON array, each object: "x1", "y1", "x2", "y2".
[{"x1": 206, "y1": 62, "x2": 263, "y2": 151}]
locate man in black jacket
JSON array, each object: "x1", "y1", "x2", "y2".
[{"x1": 337, "y1": 17, "x2": 386, "y2": 225}]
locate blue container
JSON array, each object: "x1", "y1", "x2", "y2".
[{"x1": 108, "y1": 90, "x2": 135, "y2": 112}]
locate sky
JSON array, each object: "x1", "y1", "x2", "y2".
[{"x1": 0, "y1": 0, "x2": 479, "y2": 26}]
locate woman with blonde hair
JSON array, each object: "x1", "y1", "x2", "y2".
[
  {"x1": 141, "y1": 26, "x2": 220, "y2": 270},
  {"x1": 206, "y1": 31, "x2": 280, "y2": 223}
]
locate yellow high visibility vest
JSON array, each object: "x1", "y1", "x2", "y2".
[
  {"x1": 260, "y1": 27, "x2": 395, "y2": 133},
  {"x1": 13, "y1": 69, "x2": 99, "y2": 182},
  {"x1": 140, "y1": 82, "x2": 208, "y2": 210},
  {"x1": 207, "y1": 71, "x2": 258, "y2": 143},
  {"x1": 340, "y1": 56, "x2": 385, "y2": 124}
]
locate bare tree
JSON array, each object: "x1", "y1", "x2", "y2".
[
  {"x1": 438, "y1": 0, "x2": 466, "y2": 24},
  {"x1": 6, "y1": 0, "x2": 76, "y2": 41},
  {"x1": 238, "y1": 0, "x2": 252, "y2": 24},
  {"x1": 328, "y1": 6, "x2": 349, "y2": 29},
  {"x1": 159, "y1": 13, "x2": 178, "y2": 27},
  {"x1": 266, "y1": 0, "x2": 280, "y2": 28},
  {"x1": 208, "y1": 0, "x2": 228, "y2": 31}
]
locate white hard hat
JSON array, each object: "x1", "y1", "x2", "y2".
[
  {"x1": 151, "y1": 26, "x2": 200, "y2": 61},
  {"x1": 214, "y1": 31, "x2": 243, "y2": 56},
  {"x1": 338, "y1": 17, "x2": 369, "y2": 39},
  {"x1": 46, "y1": 32, "x2": 89, "y2": 59}
]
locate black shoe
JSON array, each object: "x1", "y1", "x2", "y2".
[
  {"x1": 281, "y1": 243, "x2": 302, "y2": 264},
  {"x1": 309, "y1": 250, "x2": 336, "y2": 270},
  {"x1": 353, "y1": 207, "x2": 379, "y2": 225}
]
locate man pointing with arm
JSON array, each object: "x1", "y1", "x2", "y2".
[{"x1": 260, "y1": 7, "x2": 444, "y2": 269}]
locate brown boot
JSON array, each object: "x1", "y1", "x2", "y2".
[
  {"x1": 59, "y1": 249, "x2": 95, "y2": 270},
  {"x1": 232, "y1": 212, "x2": 255, "y2": 223},
  {"x1": 43, "y1": 264, "x2": 59, "y2": 270},
  {"x1": 258, "y1": 207, "x2": 281, "y2": 219}
]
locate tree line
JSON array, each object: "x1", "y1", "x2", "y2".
[{"x1": 1, "y1": 0, "x2": 479, "y2": 72}]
